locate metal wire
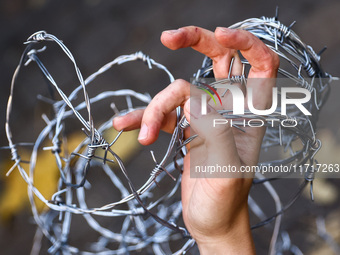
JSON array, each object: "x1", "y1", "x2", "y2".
[
  {"x1": 5, "y1": 31, "x2": 192, "y2": 254},
  {"x1": 192, "y1": 13, "x2": 336, "y2": 254},
  {"x1": 3, "y1": 13, "x2": 337, "y2": 255}
]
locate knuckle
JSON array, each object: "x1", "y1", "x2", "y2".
[
  {"x1": 185, "y1": 25, "x2": 198, "y2": 31},
  {"x1": 172, "y1": 79, "x2": 190, "y2": 94},
  {"x1": 261, "y1": 51, "x2": 280, "y2": 73},
  {"x1": 173, "y1": 78, "x2": 187, "y2": 85}
]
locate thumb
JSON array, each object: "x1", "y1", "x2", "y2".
[{"x1": 183, "y1": 97, "x2": 243, "y2": 177}]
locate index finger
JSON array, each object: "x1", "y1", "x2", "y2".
[
  {"x1": 138, "y1": 79, "x2": 203, "y2": 145},
  {"x1": 161, "y1": 26, "x2": 236, "y2": 78}
]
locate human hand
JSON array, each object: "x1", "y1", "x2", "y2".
[{"x1": 113, "y1": 26, "x2": 279, "y2": 254}]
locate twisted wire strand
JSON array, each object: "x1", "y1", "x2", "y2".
[
  {"x1": 5, "y1": 31, "x2": 190, "y2": 254},
  {"x1": 192, "y1": 14, "x2": 335, "y2": 254},
  {"x1": 3, "y1": 13, "x2": 336, "y2": 255}
]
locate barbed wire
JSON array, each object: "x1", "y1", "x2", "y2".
[
  {"x1": 3, "y1": 13, "x2": 337, "y2": 255},
  {"x1": 192, "y1": 12, "x2": 337, "y2": 255},
  {"x1": 5, "y1": 31, "x2": 193, "y2": 254}
]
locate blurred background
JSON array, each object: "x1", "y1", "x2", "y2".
[{"x1": 0, "y1": 0, "x2": 340, "y2": 254}]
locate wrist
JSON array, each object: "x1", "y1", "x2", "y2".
[
  {"x1": 196, "y1": 231, "x2": 255, "y2": 255},
  {"x1": 195, "y1": 207, "x2": 255, "y2": 255}
]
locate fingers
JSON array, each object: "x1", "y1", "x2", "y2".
[
  {"x1": 161, "y1": 26, "x2": 228, "y2": 58},
  {"x1": 161, "y1": 26, "x2": 236, "y2": 78},
  {"x1": 215, "y1": 27, "x2": 279, "y2": 110},
  {"x1": 215, "y1": 27, "x2": 279, "y2": 78},
  {"x1": 138, "y1": 79, "x2": 192, "y2": 145},
  {"x1": 112, "y1": 109, "x2": 145, "y2": 131},
  {"x1": 113, "y1": 79, "x2": 195, "y2": 145},
  {"x1": 113, "y1": 107, "x2": 178, "y2": 134},
  {"x1": 115, "y1": 26, "x2": 280, "y2": 144}
]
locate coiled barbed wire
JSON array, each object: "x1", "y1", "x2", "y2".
[
  {"x1": 3, "y1": 13, "x2": 337, "y2": 255},
  {"x1": 192, "y1": 13, "x2": 336, "y2": 255},
  {"x1": 5, "y1": 31, "x2": 193, "y2": 254}
]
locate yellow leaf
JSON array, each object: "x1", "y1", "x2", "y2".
[{"x1": 0, "y1": 128, "x2": 139, "y2": 222}]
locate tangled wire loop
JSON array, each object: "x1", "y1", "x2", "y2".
[
  {"x1": 4, "y1": 13, "x2": 336, "y2": 255},
  {"x1": 6, "y1": 30, "x2": 194, "y2": 254},
  {"x1": 193, "y1": 14, "x2": 335, "y2": 255}
]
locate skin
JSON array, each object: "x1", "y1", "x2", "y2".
[{"x1": 113, "y1": 26, "x2": 279, "y2": 254}]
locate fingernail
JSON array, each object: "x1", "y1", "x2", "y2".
[
  {"x1": 138, "y1": 123, "x2": 149, "y2": 141},
  {"x1": 216, "y1": 27, "x2": 230, "y2": 33},
  {"x1": 163, "y1": 29, "x2": 181, "y2": 34}
]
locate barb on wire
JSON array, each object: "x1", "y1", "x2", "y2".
[
  {"x1": 192, "y1": 13, "x2": 334, "y2": 255},
  {"x1": 3, "y1": 12, "x2": 335, "y2": 255},
  {"x1": 4, "y1": 30, "x2": 190, "y2": 254}
]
